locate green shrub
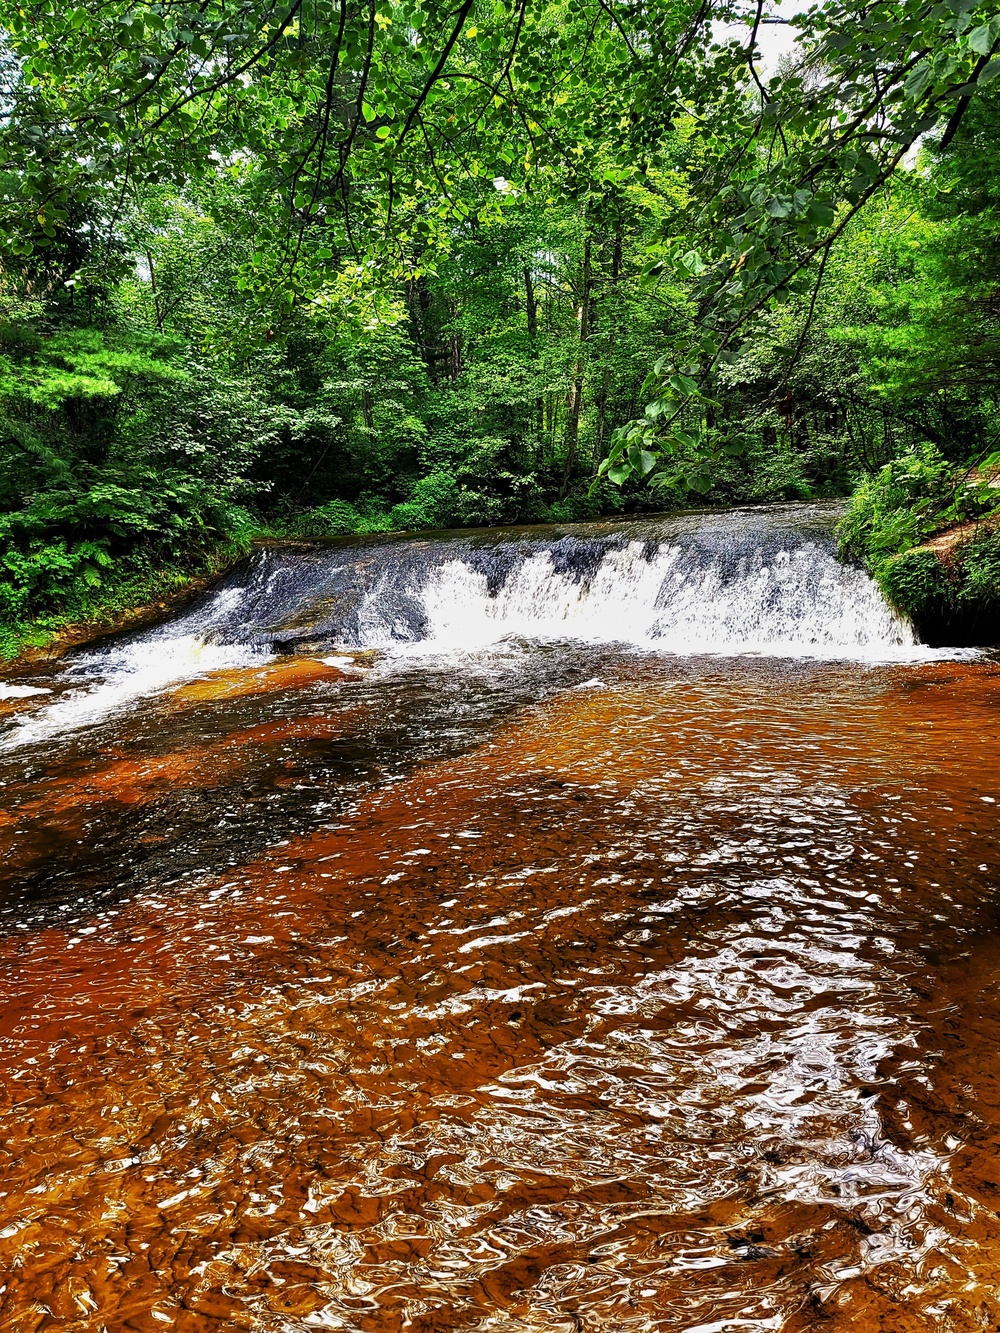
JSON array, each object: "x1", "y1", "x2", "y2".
[
  {"x1": 879, "y1": 548, "x2": 951, "y2": 617},
  {"x1": 838, "y1": 442, "x2": 1000, "y2": 625},
  {"x1": 957, "y1": 527, "x2": 1000, "y2": 606},
  {"x1": 837, "y1": 442, "x2": 954, "y2": 567},
  {"x1": 387, "y1": 471, "x2": 461, "y2": 531},
  {"x1": 282, "y1": 499, "x2": 364, "y2": 537}
]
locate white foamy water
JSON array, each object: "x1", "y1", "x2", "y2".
[
  {"x1": 0, "y1": 509, "x2": 962, "y2": 750},
  {"x1": 395, "y1": 541, "x2": 918, "y2": 660},
  {"x1": 0, "y1": 637, "x2": 267, "y2": 751},
  {"x1": 0, "y1": 684, "x2": 52, "y2": 699}
]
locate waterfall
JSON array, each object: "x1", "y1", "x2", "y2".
[
  {"x1": 1, "y1": 504, "x2": 931, "y2": 748},
  {"x1": 410, "y1": 539, "x2": 909, "y2": 656},
  {"x1": 159, "y1": 501, "x2": 916, "y2": 659}
]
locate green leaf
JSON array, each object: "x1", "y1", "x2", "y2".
[
  {"x1": 904, "y1": 63, "x2": 933, "y2": 100},
  {"x1": 686, "y1": 470, "x2": 713, "y2": 494},
  {"x1": 807, "y1": 200, "x2": 835, "y2": 226},
  {"x1": 628, "y1": 444, "x2": 657, "y2": 476},
  {"x1": 968, "y1": 16, "x2": 1000, "y2": 55}
]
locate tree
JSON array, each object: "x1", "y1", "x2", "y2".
[{"x1": 600, "y1": 0, "x2": 1000, "y2": 492}]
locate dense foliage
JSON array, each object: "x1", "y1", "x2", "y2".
[
  {"x1": 3, "y1": 0, "x2": 1000, "y2": 652},
  {"x1": 838, "y1": 443, "x2": 1000, "y2": 641}
]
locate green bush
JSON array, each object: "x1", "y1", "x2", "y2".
[
  {"x1": 282, "y1": 499, "x2": 364, "y2": 537},
  {"x1": 957, "y1": 527, "x2": 1000, "y2": 606},
  {"x1": 838, "y1": 442, "x2": 1000, "y2": 625},
  {"x1": 879, "y1": 548, "x2": 951, "y2": 617},
  {"x1": 387, "y1": 471, "x2": 461, "y2": 531},
  {"x1": 837, "y1": 442, "x2": 954, "y2": 567}
]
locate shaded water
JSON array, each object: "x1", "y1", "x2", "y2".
[{"x1": 1, "y1": 506, "x2": 999, "y2": 1332}]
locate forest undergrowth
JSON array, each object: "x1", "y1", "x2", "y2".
[{"x1": 4, "y1": 0, "x2": 1000, "y2": 655}]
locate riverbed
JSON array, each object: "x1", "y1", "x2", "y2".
[{"x1": 1, "y1": 509, "x2": 998, "y2": 1331}]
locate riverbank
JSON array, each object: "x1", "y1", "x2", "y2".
[
  {"x1": 837, "y1": 448, "x2": 1000, "y2": 647},
  {"x1": 0, "y1": 551, "x2": 243, "y2": 669},
  {"x1": 877, "y1": 515, "x2": 1000, "y2": 646}
]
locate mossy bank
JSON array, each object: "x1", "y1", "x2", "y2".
[
  {"x1": 839, "y1": 445, "x2": 1000, "y2": 647},
  {"x1": 0, "y1": 547, "x2": 247, "y2": 667}
]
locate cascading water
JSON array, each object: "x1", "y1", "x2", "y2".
[
  {"x1": 414, "y1": 537, "x2": 908, "y2": 655},
  {"x1": 158, "y1": 501, "x2": 917, "y2": 656},
  {"x1": 1, "y1": 502, "x2": 928, "y2": 747},
  {"x1": 164, "y1": 501, "x2": 913, "y2": 649}
]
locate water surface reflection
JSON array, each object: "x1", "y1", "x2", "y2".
[{"x1": 0, "y1": 652, "x2": 998, "y2": 1332}]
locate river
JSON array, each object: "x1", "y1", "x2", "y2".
[{"x1": 0, "y1": 503, "x2": 998, "y2": 1331}]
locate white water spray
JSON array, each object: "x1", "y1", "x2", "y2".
[
  {"x1": 0, "y1": 637, "x2": 266, "y2": 751},
  {"x1": 398, "y1": 539, "x2": 915, "y2": 659},
  {"x1": 0, "y1": 506, "x2": 947, "y2": 747}
]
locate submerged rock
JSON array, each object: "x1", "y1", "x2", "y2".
[{"x1": 169, "y1": 655, "x2": 349, "y2": 704}]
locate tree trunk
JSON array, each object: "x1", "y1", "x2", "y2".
[
  {"x1": 524, "y1": 265, "x2": 538, "y2": 340},
  {"x1": 145, "y1": 250, "x2": 163, "y2": 331},
  {"x1": 560, "y1": 235, "x2": 592, "y2": 499},
  {"x1": 408, "y1": 277, "x2": 440, "y2": 383},
  {"x1": 594, "y1": 225, "x2": 623, "y2": 463},
  {"x1": 525, "y1": 265, "x2": 545, "y2": 466},
  {"x1": 448, "y1": 300, "x2": 462, "y2": 380}
]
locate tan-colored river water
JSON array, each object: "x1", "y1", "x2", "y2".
[{"x1": 1, "y1": 651, "x2": 999, "y2": 1331}]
